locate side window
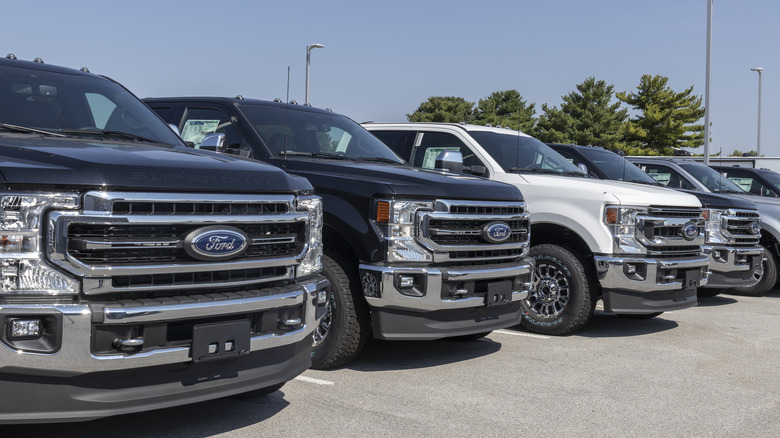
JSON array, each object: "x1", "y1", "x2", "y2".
[
  {"x1": 640, "y1": 164, "x2": 695, "y2": 190},
  {"x1": 371, "y1": 130, "x2": 411, "y2": 160},
  {"x1": 411, "y1": 131, "x2": 483, "y2": 170},
  {"x1": 724, "y1": 171, "x2": 776, "y2": 197},
  {"x1": 180, "y1": 107, "x2": 251, "y2": 157},
  {"x1": 556, "y1": 150, "x2": 588, "y2": 173}
]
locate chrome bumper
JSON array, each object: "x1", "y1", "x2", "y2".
[
  {"x1": 702, "y1": 245, "x2": 764, "y2": 288},
  {"x1": 0, "y1": 276, "x2": 329, "y2": 375},
  {"x1": 359, "y1": 259, "x2": 534, "y2": 312},
  {"x1": 594, "y1": 254, "x2": 710, "y2": 293}
]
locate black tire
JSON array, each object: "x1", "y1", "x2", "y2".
[
  {"x1": 520, "y1": 244, "x2": 596, "y2": 336},
  {"x1": 616, "y1": 312, "x2": 663, "y2": 320},
  {"x1": 726, "y1": 246, "x2": 778, "y2": 297},
  {"x1": 231, "y1": 382, "x2": 285, "y2": 399},
  {"x1": 447, "y1": 331, "x2": 492, "y2": 341},
  {"x1": 310, "y1": 253, "x2": 371, "y2": 369}
]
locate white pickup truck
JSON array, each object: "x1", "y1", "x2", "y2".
[{"x1": 364, "y1": 123, "x2": 709, "y2": 335}]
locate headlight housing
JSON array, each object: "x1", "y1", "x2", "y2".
[
  {"x1": 296, "y1": 195, "x2": 323, "y2": 278},
  {"x1": 702, "y1": 208, "x2": 729, "y2": 244},
  {"x1": 604, "y1": 205, "x2": 649, "y2": 255},
  {"x1": 1, "y1": 193, "x2": 79, "y2": 295},
  {"x1": 374, "y1": 199, "x2": 434, "y2": 262}
]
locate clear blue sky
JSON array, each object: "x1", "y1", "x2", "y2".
[{"x1": 3, "y1": 1, "x2": 778, "y2": 156}]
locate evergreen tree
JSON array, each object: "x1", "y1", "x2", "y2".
[
  {"x1": 533, "y1": 77, "x2": 628, "y2": 150},
  {"x1": 616, "y1": 75, "x2": 705, "y2": 154},
  {"x1": 472, "y1": 90, "x2": 536, "y2": 132},
  {"x1": 406, "y1": 96, "x2": 475, "y2": 123}
]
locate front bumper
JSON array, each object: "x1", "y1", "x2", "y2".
[
  {"x1": 0, "y1": 275, "x2": 329, "y2": 423},
  {"x1": 701, "y1": 245, "x2": 764, "y2": 288},
  {"x1": 594, "y1": 254, "x2": 709, "y2": 313},
  {"x1": 359, "y1": 259, "x2": 533, "y2": 338}
]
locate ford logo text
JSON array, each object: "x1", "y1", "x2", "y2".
[
  {"x1": 184, "y1": 226, "x2": 249, "y2": 261},
  {"x1": 482, "y1": 221, "x2": 512, "y2": 244},
  {"x1": 681, "y1": 222, "x2": 699, "y2": 241}
]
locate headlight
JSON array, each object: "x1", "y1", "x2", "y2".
[
  {"x1": 375, "y1": 199, "x2": 433, "y2": 262},
  {"x1": 604, "y1": 205, "x2": 648, "y2": 255},
  {"x1": 1, "y1": 193, "x2": 79, "y2": 295},
  {"x1": 702, "y1": 208, "x2": 729, "y2": 244},
  {"x1": 296, "y1": 196, "x2": 323, "y2": 278}
]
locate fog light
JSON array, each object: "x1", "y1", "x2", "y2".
[
  {"x1": 317, "y1": 290, "x2": 328, "y2": 304},
  {"x1": 10, "y1": 318, "x2": 41, "y2": 339},
  {"x1": 626, "y1": 264, "x2": 637, "y2": 275},
  {"x1": 399, "y1": 275, "x2": 415, "y2": 288}
]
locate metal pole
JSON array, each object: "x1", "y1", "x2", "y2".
[
  {"x1": 305, "y1": 44, "x2": 324, "y2": 106},
  {"x1": 703, "y1": 0, "x2": 712, "y2": 165},
  {"x1": 751, "y1": 67, "x2": 763, "y2": 156}
]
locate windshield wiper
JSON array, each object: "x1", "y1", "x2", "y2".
[
  {"x1": 279, "y1": 151, "x2": 352, "y2": 160},
  {"x1": 357, "y1": 157, "x2": 404, "y2": 165},
  {"x1": 58, "y1": 128, "x2": 155, "y2": 143},
  {"x1": 0, "y1": 123, "x2": 65, "y2": 137}
]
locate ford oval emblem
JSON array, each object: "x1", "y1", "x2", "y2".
[
  {"x1": 184, "y1": 225, "x2": 249, "y2": 261},
  {"x1": 749, "y1": 220, "x2": 761, "y2": 235},
  {"x1": 682, "y1": 222, "x2": 699, "y2": 241},
  {"x1": 482, "y1": 221, "x2": 512, "y2": 244}
]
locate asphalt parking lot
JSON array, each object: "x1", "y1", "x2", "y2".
[{"x1": 6, "y1": 288, "x2": 780, "y2": 437}]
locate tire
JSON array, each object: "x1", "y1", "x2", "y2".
[
  {"x1": 520, "y1": 244, "x2": 596, "y2": 336},
  {"x1": 310, "y1": 253, "x2": 371, "y2": 370},
  {"x1": 231, "y1": 382, "x2": 285, "y2": 399},
  {"x1": 726, "y1": 246, "x2": 778, "y2": 297},
  {"x1": 447, "y1": 331, "x2": 492, "y2": 341},
  {"x1": 616, "y1": 312, "x2": 663, "y2": 320}
]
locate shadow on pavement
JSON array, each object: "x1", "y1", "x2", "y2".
[
  {"x1": 345, "y1": 336, "x2": 502, "y2": 372},
  {"x1": 501, "y1": 310, "x2": 679, "y2": 339},
  {"x1": 0, "y1": 388, "x2": 290, "y2": 437},
  {"x1": 696, "y1": 294, "x2": 738, "y2": 306}
]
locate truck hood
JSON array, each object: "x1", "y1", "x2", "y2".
[
  {"x1": 270, "y1": 158, "x2": 523, "y2": 201},
  {"x1": 0, "y1": 135, "x2": 311, "y2": 193},
  {"x1": 677, "y1": 189, "x2": 757, "y2": 210},
  {"x1": 513, "y1": 173, "x2": 701, "y2": 207}
]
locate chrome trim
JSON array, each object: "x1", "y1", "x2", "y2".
[
  {"x1": 360, "y1": 259, "x2": 533, "y2": 311},
  {"x1": 0, "y1": 276, "x2": 329, "y2": 374},
  {"x1": 594, "y1": 254, "x2": 710, "y2": 292}
]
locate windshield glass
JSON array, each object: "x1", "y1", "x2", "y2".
[
  {"x1": 577, "y1": 148, "x2": 659, "y2": 184},
  {"x1": 679, "y1": 162, "x2": 745, "y2": 193},
  {"x1": 0, "y1": 64, "x2": 182, "y2": 145},
  {"x1": 469, "y1": 131, "x2": 585, "y2": 175},
  {"x1": 239, "y1": 105, "x2": 404, "y2": 163},
  {"x1": 757, "y1": 170, "x2": 780, "y2": 192}
]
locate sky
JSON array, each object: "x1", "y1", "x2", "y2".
[{"x1": 3, "y1": 0, "x2": 779, "y2": 156}]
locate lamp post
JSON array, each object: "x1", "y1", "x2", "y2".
[
  {"x1": 703, "y1": 0, "x2": 712, "y2": 165},
  {"x1": 305, "y1": 43, "x2": 324, "y2": 106},
  {"x1": 750, "y1": 67, "x2": 763, "y2": 156}
]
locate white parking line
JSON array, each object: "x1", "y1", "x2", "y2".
[
  {"x1": 294, "y1": 375, "x2": 335, "y2": 385},
  {"x1": 493, "y1": 329, "x2": 551, "y2": 339}
]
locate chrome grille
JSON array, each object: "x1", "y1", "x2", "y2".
[
  {"x1": 723, "y1": 209, "x2": 761, "y2": 245},
  {"x1": 639, "y1": 206, "x2": 704, "y2": 257},
  {"x1": 419, "y1": 199, "x2": 529, "y2": 263},
  {"x1": 47, "y1": 192, "x2": 309, "y2": 295}
]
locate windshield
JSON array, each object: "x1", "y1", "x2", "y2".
[
  {"x1": 577, "y1": 148, "x2": 659, "y2": 184},
  {"x1": 679, "y1": 163, "x2": 746, "y2": 193},
  {"x1": 0, "y1": 64, "x2": 182, "y2": 145},
  {"x1": 469, "y1": 131, "x2": 585, "y2": 175},
  {"x1": 239, "y1": 105, "x2": 404, "y2": 163},
  {"x1": 757, "y1": 170, "x2": 780, "y2": 192}
]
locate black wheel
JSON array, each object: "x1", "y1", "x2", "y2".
[
  {"x1": 616, "y1": 312, "x2": 663, "y2": 320},
  {"x1": 726, "y1": 246, "x2": 778, "y2": 297},
  {"x1": 311, "y1": 253, "x2": 371, "y2": 369},
  {"x1": 231, "y1": 382, "x2": 285, "y2": 399},
  {"x1": 520, "y1": 244, "x2": 596, "y2": 336},
  {"x1": 447, "y1": 331, "x2": 492, "y2": 341}
]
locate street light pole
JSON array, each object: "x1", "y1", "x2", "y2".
[
  {"x1": 703, "y1": 0, "x2": 712, "y2": 165},
  {"x1": 305, "y1": 43, "x2": 324, "y2": 106},
  {"x1": 751, "y1": 67, "x2": 763, "y2": 156}
]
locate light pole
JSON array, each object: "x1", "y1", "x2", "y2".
[
  {"x1": 703, "y1": 0, "x2": 712, "y2": 165},
  {"x1": 750, "y1": 67, "x2": 763, "y2": 156},
  {"x1": 305, "y1": 43, "x2": 324, "y2": 106}
]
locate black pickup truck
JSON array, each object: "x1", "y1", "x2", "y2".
[
  {"x1": 0, "y1": 56, "x2": 328, "y2": 423},
  {"x1": 145, "y1": 96, "x2": 535, "y2": 369}
]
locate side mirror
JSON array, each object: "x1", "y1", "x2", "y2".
[
  {"x1": 466, "y1": 164, "x2": 487, "y2": 176},
  {"x1": 434, "y1": 150, "x2": 464, "y2": 174},
  {"x1": 200, "y1": 133, "x2": 225, "y2": 152},
  {"x1": 577, "y1": 163, "x2": 588, "y2": 175}
]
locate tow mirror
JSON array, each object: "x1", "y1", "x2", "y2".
[
  {"x1": 577, "y1": 163, "x2": 588, "y2": 175},
  {"x1": 434, "y1": 150, "x2": 464, "y2": 174},
  {"x1": 200, "y1": 133, "x2": 225, "y2": 152}
]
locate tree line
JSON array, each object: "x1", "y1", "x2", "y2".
[{"x1": 406, "y1": 75, "x2": 726, "y2": 156}]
